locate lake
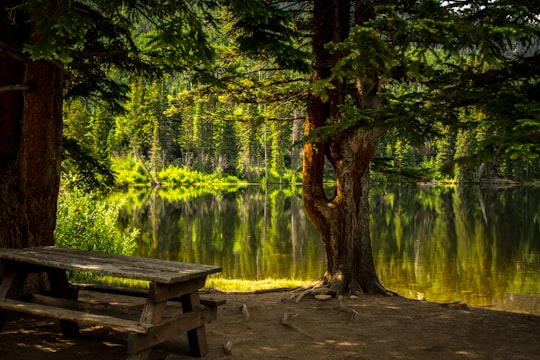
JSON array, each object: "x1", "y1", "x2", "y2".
[{"x1": 115, "y1": 184, "x2": 540, "y2": 315}]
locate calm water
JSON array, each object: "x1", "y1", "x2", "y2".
[{"x1": 116, "y1": 185, "x2": 540, "y2": 315}]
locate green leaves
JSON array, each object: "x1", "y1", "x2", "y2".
[
  {"x1": 21, "y1": 1, "x2": 95, "y2": 63},
  {"x1": 329, "y1": 25, "x2": 397, "y2": 86},
  {"x1": 10, "y1": 0, "x2": 220, "y2": 102},
  {"x1": 226, "y1": 0, "x2": 311, "y2": 73},
  {"x1": 55, "y1": 188, "x2": 138, "y2": 256}
]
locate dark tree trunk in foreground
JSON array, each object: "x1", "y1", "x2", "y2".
[
  {"x1": 302, "y1": 0, "x2": 386, "y2": 295},
  {"x1": 0, "y1": 10, "x2": 63, "y2": 249}
]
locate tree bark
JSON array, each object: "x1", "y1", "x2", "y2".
[
  {"x1": 0, "y1": 9, "x2": 63, "y2": 249},
  {"x1": 302, "y1": 0, "x2": 385, "y2": 295}
]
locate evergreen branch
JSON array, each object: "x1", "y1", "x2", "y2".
[{"x1": 69, "y1": 50, "x2": 134, "y2": 58}]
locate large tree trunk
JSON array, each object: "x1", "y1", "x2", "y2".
[
  {"x1": 303, "y1": 0, "x2": 385, "y2": 295},
  {"x1": 0, "y1": 11, "x2": 63, "y2": 249}
]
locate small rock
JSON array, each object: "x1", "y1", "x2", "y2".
[
  {"x1": 314, "y1": 294, "x2": 332, "y2": 301},
  {"x1": 350, "y1": 295, "x2": 359, "y2": 300}
]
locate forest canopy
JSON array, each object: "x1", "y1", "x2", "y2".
[{"x1": 56, "y1": 1, "x2": 540, "y2": 189}]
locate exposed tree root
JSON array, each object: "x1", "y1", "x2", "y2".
[
  {"x1": 334, "y1": 295, "x2": 360, "y2": 321},
  {"x1": 385, "y1": 288, "x2": 402, "y2": 297},
  {"x1": 280, "y1": 312, "x2": 317, "y2": 340},
  {"x1": 240, "y1": 303, "x2": 250, "y2": 321},
  {"x1": 286, "y1": 277, "x2": 400, "y2": 302},
  {"x1": 222, "y1": 337, "x2": 254, "y2": 355},
  {"x1": 295, "y1": 287, "x2": 336, "y2": 303}
]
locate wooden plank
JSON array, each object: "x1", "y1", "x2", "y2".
[
  {"x1": 47, "y1": 268, "x2": 80, "y2": 337},
  {"x1": 134, "y1": 287, "x2": 167, "y2": 360},
  {"x1": 0, "y1": 298, "x2": 148, "y2": 334},
  {"x1": 71, "y1": 282, "x2": 226, "y2": 307},
  {"x1": 128, "y1": 306, "x2": 216, "y2": 354},
  {"x1": 30, "y1": 294, "x2": 113, "y2": 312},
  {"x1": 72, "y1": 282, "x2": 149, "y2": 298},
  {"x1": 150, "y1": 278, "x2": 205, "y2": 303},
  {"x1": 0, "y1": 262, "x2": 28, "y2": 331},
  {"x1": 139, "y1": 287, "x2": 166, "y2": 326},
  {"x1": 181, "y1": 291, "x2": 208, "y2": 357},
  {"x1": 0, "y1": 247, "x2": 221, "y2": 284},
  {"x1": 0, "y1": 264, "x2": 24, "y2": 299}
]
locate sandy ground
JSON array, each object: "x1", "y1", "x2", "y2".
[{"x1": 1, "y1": 289, "x2": 539, "y2": 360}]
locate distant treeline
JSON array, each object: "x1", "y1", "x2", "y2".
[{"x1": 63, "y1": 77, "x2": 539, "y2": 188}]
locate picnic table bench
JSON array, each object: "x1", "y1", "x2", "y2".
[{"x1": 0, "y1": 246, "x2": 223, "y2": 359}]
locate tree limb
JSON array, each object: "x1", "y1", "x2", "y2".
[{"x1": 0, "y1": 85, "x2": 32, "y2": 93}]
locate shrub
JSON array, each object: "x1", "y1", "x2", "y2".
[{"x1": 55, "y1": 188, "x2": 139, "y2": 256}]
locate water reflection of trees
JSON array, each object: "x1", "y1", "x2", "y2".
[
  {"x1": 116, "y1": 186, "x2": 326, "y2": 280},
  {"x1": 371, "y1": 185, "x2": 540, "y2": 312},
  {"x1": 113, "y1": 184, "x2": 539, "y2": 313}
]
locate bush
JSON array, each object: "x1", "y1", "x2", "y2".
[
  {"x1": 54, "y1": 188, "x2": 139, "y2": 256},
  {"x1": 110, "y1": 156, "x2": 149, "y2": 187}
]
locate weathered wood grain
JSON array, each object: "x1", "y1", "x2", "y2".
[
  {"x1": 70, "y1": 282, "x2": 226, "y2": 307},
  {"x1": 127, "y1": 306, "x2": 216, "y2": 354},
  {"x1": 0, "y1": 246, "x2": 222, "y2": 358},
  {"x1": 0, "y1": 247, "x2": 221, "y2": 283},
  {"x1": 0, "y1": 298, "x2": 148, "y2": 333}
]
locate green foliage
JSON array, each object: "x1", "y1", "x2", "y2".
[
  {"x1": 111, "y1": 155, "x2": 242, "y2": 187},
  {"x1": 54, "y1": 189, "x2": 139, "y2": 255},
  {"x1": 61, "y1": 137, "x2": 116, "y2": 191},
  {"x1": 62, "y1": 99, "x2": 115, "y2": 191},
  {"x1": 9, "y1": 0, "x2": 219, "y2": 105},
  {"x1": 111, "y1": 156, "x2": 150, "y2": 187},
  {"x1": 227, "y1": 0, "x2": 311, "y2": 73},
  {"x1": 159, "y1": 166, "x2": 241, "y2": 186},
  {"x1": 18, "y1": 0, "x2": 540, "y2": 188},
  {"x1": 310, "y1": 0, "x2": 540, "y2": 173},
  {"x1": 19, "y1": 1, "x2": 94, "y2": 63}
]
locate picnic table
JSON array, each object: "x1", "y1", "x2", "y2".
[{"x1": 0, "y1": 246, "x2": 223, "y2": 359}]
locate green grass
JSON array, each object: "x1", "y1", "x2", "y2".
[
  {"x1": 204, "y1": 276, "x2": 308, "y2": 292},
  {"x1": 70, "y1": 274, "x2": 309, "y2": 292}
]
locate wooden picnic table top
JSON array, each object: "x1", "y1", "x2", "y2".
[{"x1": 0, "y1": 246, "x2": 221, "y2": 284}]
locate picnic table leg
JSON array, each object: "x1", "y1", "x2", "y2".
[
  {"x1": 180, "y1": 291, "x2": 208, "y2": 357},
  {"x1": 47, "y1": 268, "x2": 80, "y2": 337},
  {"x1": 0, "y1": 261, "x2": 27, "y2": 331},
  {"x1": 127, "y1": 283, "x2": 167, "y2": 360}
]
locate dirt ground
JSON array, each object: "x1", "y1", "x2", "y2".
[{"x1": 0, "y1": 288, "x2": 539, "y2": 360}]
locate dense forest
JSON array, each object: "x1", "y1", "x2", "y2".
[
  {"x1": 59, "y1": 3, "x2": 539, "y2": 190},
  {"x1": 63, "y1": 72, "x2": 540, "y2": 189}
]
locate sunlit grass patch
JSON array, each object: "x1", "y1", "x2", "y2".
[
  {"x1": 69, "y1": 274, "x2": 308, "y2": 293},
  {"x1": 204, "y1": 276, "x2": 307, "y2": 292}
]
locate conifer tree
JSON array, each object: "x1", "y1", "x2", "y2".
[{"x1": 0, "y1": 0, "x2": 218, "y2": 248}]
